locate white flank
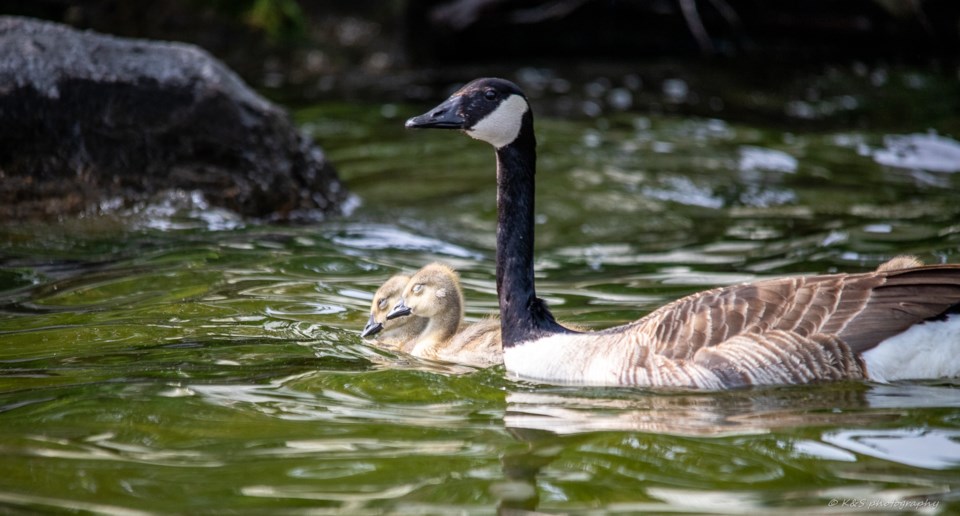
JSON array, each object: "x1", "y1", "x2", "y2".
[
  {"x1": 504, "y1": 333, "x2": 624, "y2": 385},
  {"x1": 507, "y1": 314, "x2": 960, "y2": 388},
  {"x1": 862, "y1": 314, "x2": 960, "y2": 382},
  {"x1": 466, "y1": 94, "x2": 528, "y2": 148}
]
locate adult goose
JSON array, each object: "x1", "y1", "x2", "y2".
[
  {"x1": 405, "y1": 77, "x2": 960, "y2": 389},
  {"x1": 385, "y1": 262, "x2": 502, "y2": 368}
]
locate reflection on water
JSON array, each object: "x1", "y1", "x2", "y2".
[
  {"x1": 1, "y1": 100, "x2": 960, "y2": 513},
  {"x1": 504, "y1": 383, "x2": 960, "y2": 437},
  {"x1": 738, "y1": 146, "x2": 798, "y2": 174},
  {"x1": 330, "y1": 223, "x2": 483, "y2": 259},
  {"x1": 507, "y1": 387, "x2": 851, "y2": 437},
  {"x1": 873, "y1": 133, "x2": 960, "y2": 173},
  {"x1": 824, "y1": 428, "x2": 960, "y2": 470}
]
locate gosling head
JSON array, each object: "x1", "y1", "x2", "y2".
[
  {"x1": 386, "y1": 263, "x2": 464, "y2": 321},
  {"x1": 405, "y1": 77, "x2": 531, "y2": 149},
  {"x1": 361, "y1": 274, "x2": 416, "y2": 339}
]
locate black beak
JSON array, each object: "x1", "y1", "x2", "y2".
[
  {"x1": 360, "y1": 313, "x2": 383, "y2": 338},
  {"x1": 405, "y1": 95, "x2": 466, "y2": 129},
  {"x1": 386, "y1": 299, "x2": 412, "y2": 320}
]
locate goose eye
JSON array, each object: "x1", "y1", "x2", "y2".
[
  {"x1": 377, "y1": 298, "x2": 387, "y2": 309},
  {"x1": 412, "y1": 284, "x2": 423, "y2": 294},
  {"x1": 483, "y1": 89, "x2": 498, "y2": 100}
]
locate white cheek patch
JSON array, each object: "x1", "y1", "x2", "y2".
[
  {"x1": 435, "y1": 288, "x2": 447, "y2": 299},
  {"x1": 466, "y1": 94, "x2": 528, "y2": 148}
]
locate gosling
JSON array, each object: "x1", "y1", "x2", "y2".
[
  {"x1": 360, "y1": 274, "x2": 428, "y2": 353},
  {"x1": 386, "y1": 263, "x2": 502, "y2": 368}
]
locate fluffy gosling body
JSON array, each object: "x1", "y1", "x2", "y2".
[{"x1": 387, "y1": 263, "x2": 502, "y2": 368}]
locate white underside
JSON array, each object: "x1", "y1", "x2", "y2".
[
  {"x1": 861, "y1": 313, "x2": 960, "y2": 382},
  {"x1": 504, "y1": 314, "x2": 960, "y2": 387},
  {"x1": 503, "y1": 332, "x2": 647, "y2": 387}
]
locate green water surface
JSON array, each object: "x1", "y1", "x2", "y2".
[{"x1": 2, "y1": 89, "x2": 960, "y2": 514}]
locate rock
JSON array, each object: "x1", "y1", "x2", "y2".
[{"x1": 0, "y1": 16, "x2": 347, "y2": 221}]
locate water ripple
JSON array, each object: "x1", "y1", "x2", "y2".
[
  {"x1": 823, "y1": 428, "x2": 960, "y2": 470},
  {"x1": 328, "y1": 224, "x2": 482, "y2": 259},
  {"x1": 873, "y1": 133, "x2": 960, "y2": 173}
]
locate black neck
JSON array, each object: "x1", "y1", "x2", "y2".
[{"x1": 495, "y1": 115, "x2": 569, "y2": 347}]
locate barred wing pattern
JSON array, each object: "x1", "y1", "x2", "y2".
[{"x1": 602, "y1": 266, "x2": 960, "y2": 387}]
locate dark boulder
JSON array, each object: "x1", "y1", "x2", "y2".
[{"x1": 0, "y1": 16, "x2": 347, "y2": 221}]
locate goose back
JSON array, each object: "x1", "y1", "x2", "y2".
[{"x1": 628, "y1": 266, "x2": 960, "y2": 358}]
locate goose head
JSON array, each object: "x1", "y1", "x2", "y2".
[
  {"x1": 405, "y1": 78, "x2": 531, "y2": 149},
  {"x1": 386, "y1": 263, "x2": 464, "y2": 324},
  {"x1": 406, "y1": 78, "x2": 568, "y2": 347},
  {"x1": 361, "y1": 274, "x2": 425, "y2": 343}
]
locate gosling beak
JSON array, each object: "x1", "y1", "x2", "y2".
[
  {"x1": 360, "y1": 313, "x2": 383, "y2": 338},
  {"x1": 405, "y1": 95, "x2": 465, "y2": 129},
  {"x1": 386, "y1": 299, "x2": 412, "y2": 320}
]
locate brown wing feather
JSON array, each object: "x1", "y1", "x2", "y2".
[
  {"x1": 692, "y1": 330, "x2": 867, "y2": 387},
  {"x1": 840, "y1": 267, "x2": 960, "y2": 351},
  {"x1": 626, "y1": 265, "x2": 960, "y2": 358}
]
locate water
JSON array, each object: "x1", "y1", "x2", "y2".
[{"x1": 2, "y1": 96, "x2": 960, "y2": 514}]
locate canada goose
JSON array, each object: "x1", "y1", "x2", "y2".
[
  {"x1": 386, "y1": 262, "x2": 502, "y2": 368},
  {"x1": 360, "y1": 274, "x2": 428, "y2": 353},
  {"x1": 405, "y1": 77, "x2": 960, "y2": 389}
]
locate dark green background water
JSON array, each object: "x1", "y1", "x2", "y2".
[{"x1": 2, "y1": 82, "x2": 960, "y2": 513}]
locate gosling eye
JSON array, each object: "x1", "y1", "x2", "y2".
[
  {"x1": 483, "y1": 89, "x2": 498, "y2": 101},
  {"x1": 412, "y1": 284, "x2": 423, "y2": 294},
  {"x1": 377, "y1": 298, "x2": 388, "y2": 310}
]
